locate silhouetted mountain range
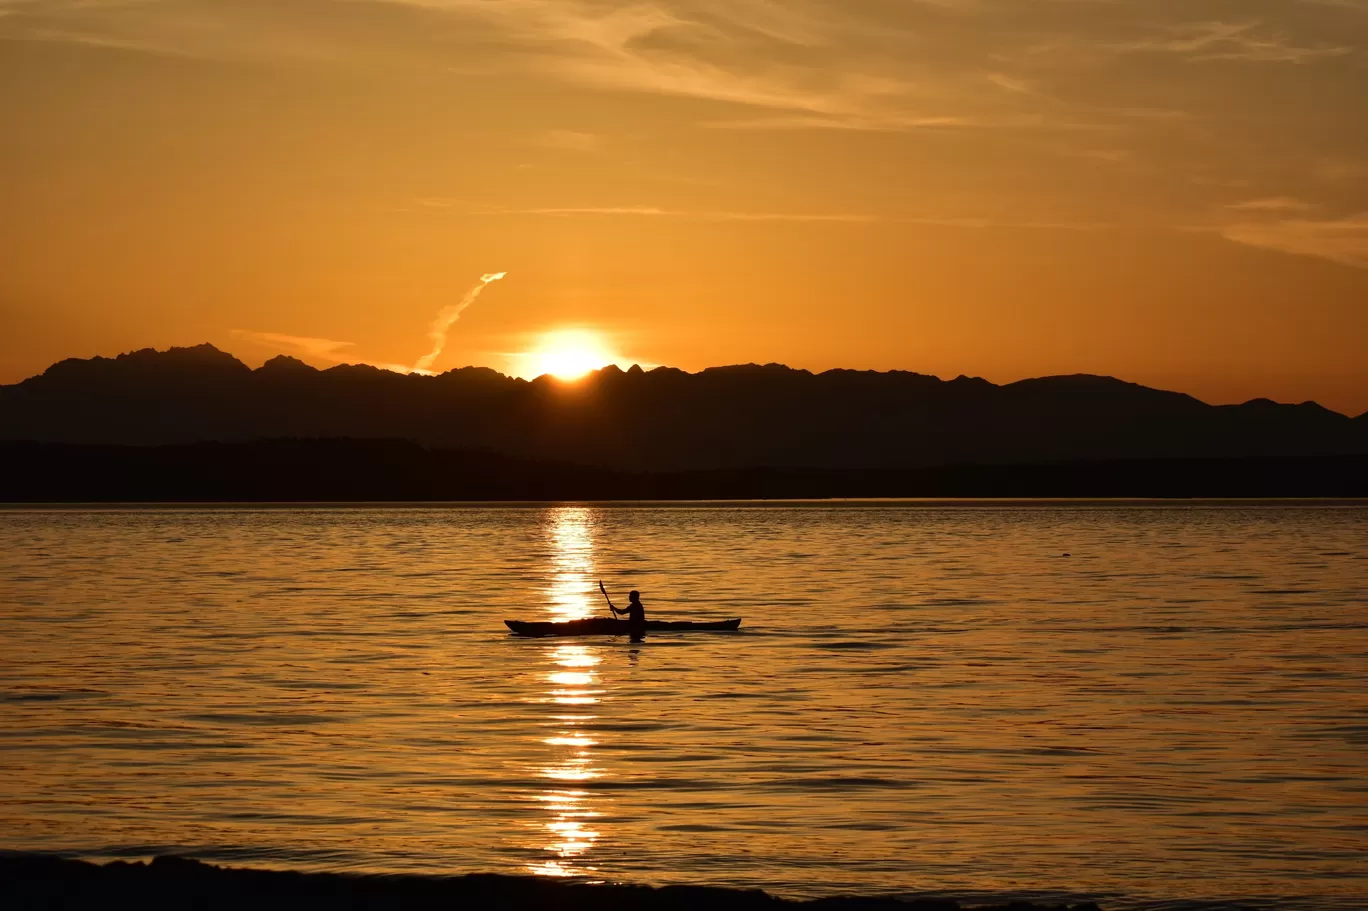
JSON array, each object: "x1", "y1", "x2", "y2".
[
  {"x1": 2, "y1": 345, "x2": 1366, "y2": 473},
  {"x1": 2, "y1": 345, "x2": 1365, "y2": 474}
]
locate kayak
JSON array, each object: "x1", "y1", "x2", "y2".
[{"x1": 504, "y1": 618, "x2": 742, "y2": 638}]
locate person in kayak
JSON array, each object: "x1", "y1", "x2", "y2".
[{"x1": 599, "y1": 581, "x2": 645, "y2": 632}]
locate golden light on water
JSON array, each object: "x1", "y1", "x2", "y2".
[
  {"x1": 528, "y1": 513, "x2": 611, "y2": 879},
  {"x1": 548, "y1": 691, "x2": 601, "y2": 706},
  {"x1": 528, "y1": 642, "x2": 609, "y2": 876},
  {"x1": 518, "y1": 329, "x2": 620, "y2": 381},
  {"x1": 545, "y1": 508, "x2": 598, "y2": 622},
  {"x1": 546, "y1": 642, "x2": 604, "y2": 707},
  {"x1": 527, "y1": 787, "x2": 602, "y2": 878},
  {"x1": 527, "y1": 788, "x2": 601, "y2": 878},
  {"x1": 7, "y1": 506, "x2": 1366, "y2": 901},
  {"x1": 548, "y1": 671, "x2": 594, "y2": 687},
  {"x1": 541, "y1": 759, "x2": 597, "y2": 782}
]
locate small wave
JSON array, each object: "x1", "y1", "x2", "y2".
[
  {"x1": 810, "y1": 641, "x2": 899, "y2": 651},
  {"x1": 0, "y1": 687, "x2": 107, "y2": 703}
]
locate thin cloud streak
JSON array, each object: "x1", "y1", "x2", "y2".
[
  {"x1": 231, "y1": 330, "x2": 427, "y2": 375},
  {"x1": 1115, "y1": 20, "x2": 1352, "y2": 63},
  {"x1": 413, "y1": 272, "x2": 507, "y2": 373},
  {"x1": 488, "y1": 205, "x2": 877, "y2": 222},
  {"x1": 455, "y1": 203, "x2": 1105, "y2": 231},
  {"x1": 1228, "y1": 197, "x2": 1318, "y2": 213},
  {"x1": 234, "y1": 271, "x2": 508, "y2": 375},
  {"x1": 1218, "y1": 213, "x2": 1368, "y2": 269}
]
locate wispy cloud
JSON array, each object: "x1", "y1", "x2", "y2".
[
  {"x1": 231, "y1": 330, "x2": 425, "y2": 374},
  {"x1": 0, "y1": 0, "x2": 1149, "y2": 133},
  {"x1": 4, "y1": 0, "x2": 1366, "y2": 234},
  {"x1": 5, "y1": 1, "x2": 1360, "y2": 141},
  {"x1": 412, "y1": 272, "x2": 506, "y2": 374},
  {"x1": 1214, "y1": 201, "x2": 1368, "y2": 268},
  {"x1": 444, "y1": 202, "x2": 1105, "y2": 230},
  {"x1": 477, "y1": 205, "x2": 879, "y2": 222},
  {"x1": 1117, "y1": 20, "x2": 1351, "y2": 63},
  {"x1": 1221, "y1": 215, "x2": 1368, "y2": 268},
  {"x1": 1299, "y1": 0, "x2": 1368, "y2": 11},
  {"x1": 1227, "y1": 197, "x2": 1318, "y2": 213},
  {"x1": 232, "y1": 331, "x2": 354, "y2": 362}
]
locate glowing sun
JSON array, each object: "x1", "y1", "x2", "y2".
[{"x1": 520, "y1": 329, "x2": 619, "y2": 381}]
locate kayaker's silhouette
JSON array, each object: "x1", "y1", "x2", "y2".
[{"x1": 599, "y1": 580, "x2": 645, "y2": 639}]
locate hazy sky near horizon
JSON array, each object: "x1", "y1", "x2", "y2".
[{"x1": 2, "y1": 0, "x2": 1366, "y2": 413}]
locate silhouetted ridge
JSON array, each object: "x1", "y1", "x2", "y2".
[
  {"x1": 1003, "y1": 374, "x2": 1206, "y2": 412},
  {"x1": 2, "y1": 345, "x2": 1365, "y2": 471},
  {"x1": 1233, "y1": 397, "x2": 1341, "y2": 419},
  {"x1": 40, "y1": 344, "x2": 250, "y2": 383}
]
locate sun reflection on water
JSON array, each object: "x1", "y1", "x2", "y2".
[
  {"x1": 527, "y1": 787, "x2": 601, "y2": 877},
  {"x1": 546, "y1": 507, "x2": 598, "y2": 622},
  {"x1": 528, "y1": 644, "x2": 607, "y2": 875},
  {"x1": 528, "y1": 507, "x2": 610, "y2": 878},
  {"x1": 548, "y1": 671, "x2": 595, "y2": 687}
]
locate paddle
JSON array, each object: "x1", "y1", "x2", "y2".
[{"x1": 598, "y1": 579, "x2": 614, "y2": 617}]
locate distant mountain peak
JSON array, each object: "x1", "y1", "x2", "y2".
[
  {"x1": 1234, "y1": 398, "x2": 1345, "y2": 420},
  {"x1": 1010, "y1": 373, "x2": 1131, "y2": 389},
  {"x1": 699, "y1": 363, "x2": 813, "y2": 379},
  {"x1": 122, "y1": 343, "x2": 247, "y2": 368},
  {"x1": 33, "y1": 343, "x2": 249, "y2": 385},
  {"x1": 257, "y1": 355, "x2": 316, "y2": 373}
]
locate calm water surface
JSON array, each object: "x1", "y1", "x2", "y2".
[{"x1": 2, "y1": 504, "x2": 1366, "y2": 910}]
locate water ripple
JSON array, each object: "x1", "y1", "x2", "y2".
[{"x1": 1, "y1": 503, "x2": 1366, "y2": 910}]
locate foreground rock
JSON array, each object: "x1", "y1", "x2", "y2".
[{"x1": 1, "y1": 854, "x2": 1101, "y2": 911}]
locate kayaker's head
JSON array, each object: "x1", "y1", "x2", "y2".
[{"x1": 628, "y1": 590, "x2": 640, "y2": 603}]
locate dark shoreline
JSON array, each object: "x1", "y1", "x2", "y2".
[
  {"x1": 3, "y1": 440, "x2": 1367, "y2": 502},
  {"x1": 0, "y1": 854, "x2": 1100, "y2": 911}
]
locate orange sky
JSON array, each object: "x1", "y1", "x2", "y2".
[{"x1": 2, "y1": 1, "x2": 1366, "y2": 413}]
